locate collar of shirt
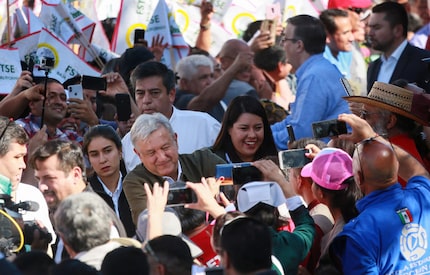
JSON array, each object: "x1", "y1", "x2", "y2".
[
  {"x1": 381, "y1": 39, "x2": 407, "y2": 63},
  {"x1": 97, "y1": 173, "x2": 123, "y2": 216},
  {"x1": 162, "y1": 160, "x2": 182, "y2": 184}
]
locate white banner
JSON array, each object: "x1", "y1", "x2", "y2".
[
  {"x1": 13, "y1": 7, "x2": 44, "y2": 38},
  {"x1": 32, "y1": 28, "x2": 100, "y2": 83},
  {"x1": 0, "y1": 47, "x2": 22, "y2": 94},
  {"x1": 111, "y1": 0, "x2": 157, "y2": 53},
  {"x1": 38, "y1": 0, "x2": 95, "y2": 44},
  {"x1": 145, "y1": 0, "x2": 189, "y2": 70}
]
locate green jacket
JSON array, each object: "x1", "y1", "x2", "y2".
[
  {"x1": 271, "y1": 205, "x2": 315, "y2": 275},
  {"x1": 123, "y1": 148, "x2": 226, "y2": 224}
]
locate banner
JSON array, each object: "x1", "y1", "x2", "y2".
[
  {"x1": 111, "y1": 0, "x2": 157, "y2": 53},
  {"x1": 0, "y1": 47, "x2": 22, "y2": 94},
  {"x1": 12, "y1": 7, "x2": 44, "y2": 38},
  {"x1": 145, "y1": 0, "x2": 189, "y2": 70},
  {"x1": 1, "y1": 30, "x2": 40, "y2": 67},
  {"x1": 32, "y1": 28, "x2": 100, "y2": 83},
  {"x1": 38, "y1": 0, "x2": 95, "y2": 44}
]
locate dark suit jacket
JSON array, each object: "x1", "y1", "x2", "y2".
[
  {"x1": 88, "y1": 174, "x2": 135, "y2": 237},
  {"x1": 367, "y1": 43, "x2": 430, "y2": 92}
]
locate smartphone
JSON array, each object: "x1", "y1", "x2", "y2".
[
  {"x1": 68, "y1": 84, "x2": 84, "y2": 100},
  {"x1": 340, "y1": 78, "x2": 353, "y2": 96},
  {"x1": 287, "y1": 125, "x2": 296, "y2": 142},
  {"x1": 261, "y1": 19, "x2": 277, "y2": 46},
  {"x1": 278, "y1": 148, "x2": 311, "y2": 169},
  {"x1": 115, "y1": 94, "x2": 131, "y2": 121},
  {"x1": 312, "y1": 119, "x2": 348, "y2": 139},
  {"x1": 232, "y1": 165, "x2": 263, "y2": 186},
  {"x1": 82, "y1": 75, "x2": 107, "y2": 91},
  {"x1": 134, "y1": 29, "x2": 146, "y2": 45},
  {"x1": 167, "y1": 187, "x2": 196, "y2": 207},
  {"x1": 205, "y1": 267, "x2": 224, "y2": 275},
  {"x1": 215, "y1": 162, "x2": 252, "y2": 185}
]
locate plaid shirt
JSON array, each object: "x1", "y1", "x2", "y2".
[{"x1": 16, "y1": 114, "x2": 83, "y2": 145}]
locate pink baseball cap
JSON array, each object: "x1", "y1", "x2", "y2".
[
  {"x1": 328, "y1": 0, "x2": 372, "y2": 9},
  {"x1": 301, "y1": 148, "x2": 353, "y2": 190}
]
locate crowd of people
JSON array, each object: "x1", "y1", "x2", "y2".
[{"x1": 1, "y1": 0, "x2": 430, "y2": 274}]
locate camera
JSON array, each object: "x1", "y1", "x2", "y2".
[
  {"x1": 40, "y1": 57, "x2": 55, "y2": 70},
  {"x1": 23, "y1": 221, "x2": 52, "y2": 245}
]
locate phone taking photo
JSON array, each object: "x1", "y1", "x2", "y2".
[
  {"x1": 340, "y1": 78, "x2": 353, "y2": 96},
  {"x1": 167, "y1": 186, "x2": 197, "y2": 207},
  {"x1": 312, "y1": 119, "x2": 348, "y2": 139},
  {"x1": 278, "y1": 148, "x2": 311, "y2": 169},
  {"x1": 115, "y1": 94, "x2": 132, "y2": 121},
  {"x1": 82, "y1": 75, "x2": 107, "y2": 91},
  {"x1": 68, "y1": 84, "x2": 84, "y2": 101}
]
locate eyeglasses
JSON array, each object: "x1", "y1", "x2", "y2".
[
  {"x1": 0, "y1": 118, "x2": 13, "y2": 141},
  {"x1": 360, "y1": 110, "x2": 379, "y2": 120}
]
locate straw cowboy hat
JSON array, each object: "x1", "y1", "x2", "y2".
[{"x1": 344, "y1": 82, "x2": 430, "y2": 126}]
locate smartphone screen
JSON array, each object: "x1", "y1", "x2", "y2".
[
  {"x1": 278, "y1": 148, "x2": 311, "y2": 169},
  {"x1": 215, "y1": 162, "x2": 252, "y2": 185},
  {"x1": 115, "y1": 94, "x2": 131, "y2": 121},
  {"x1": 134, "y1": 29, "x2": 146, "y2": 45},
  {"x1": 167, "y1": 187, "x2": 196, "y2": 206},
  {"x1": 312, "y1": 119, "x2": 348, "y2": 139},
  {"x1": 232, "y1": 166, "x2": 263, "y2": 185},
  {"x1": 287, "y1": 125, "x2": 296, "y2": 142},
  {"x1": 82, "y1": 75, "x2": 107, "y2": 91}
]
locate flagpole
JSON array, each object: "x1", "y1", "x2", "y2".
[
  {"x1": 6, "y1": 0, "x2": 11, "y2": 44},
  {"x1": 55, "y1": 3, "x2": 104, "y2": 69}
]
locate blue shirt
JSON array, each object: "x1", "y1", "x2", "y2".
[
  {"x1": 323, "y1": 45, "x2": 352, "y2": 78},
  {"x1": 270, "y1": 54, "x2": 350, "y2": 150},
  {"x1": 333, "y1": 176, "x2": 430, "y2": 274}
]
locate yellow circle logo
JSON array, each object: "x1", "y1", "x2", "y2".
[
  {"x1": 126, "y1": 23, "x2": 147, "y2": 48},
  {"x1": 37, "y1": 42, "x2": 60, "y2": 68},
  {"x1": 231, "y1": 12, "x2": 257, "y2": 36},
  {"x1": 173, "y1": 9, "x2": 190, "y2": 33}
]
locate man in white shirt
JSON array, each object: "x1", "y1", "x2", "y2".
[
  {"x1": 122, "y1": 61, "x2": 220, "y2": 172},
  {"x1": 367, "y1": 1, "x2": 430, "y2": 92}
]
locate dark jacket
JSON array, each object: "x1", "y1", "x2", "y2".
[
  {"x1": 367, "y1": 43, "x2": 430, "y2": 92},
  {"x1": 123, "y1": 148, "x2": 226, "y2": 224},
  {"x1": 88, "y1": 174, "x2": 135, "y2": 237}
]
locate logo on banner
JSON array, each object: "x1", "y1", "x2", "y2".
[
  {"x1": 37, "y1": 42, "x2": 59, "y2": 68},
  {"x1": 125, "y1": 23, "x2": 147, "y2": 48},
  {"x1": 231, "y1": 12, "x2": 256, "y2": 36}
]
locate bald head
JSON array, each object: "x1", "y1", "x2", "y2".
[
  {"x1": 219, "y1": 39, "x2": 250, "y2": 59},
  {"x1": 353, "y1": 139, "x2": 399, "y2": 194}
]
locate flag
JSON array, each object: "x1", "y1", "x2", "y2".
[
  {"x1": 38, "y1": 0, "x2": 95, "y2": 44},
  {"x1": 78, "y1": 43, "x2": 119, "y2": 63},
  {"x1": 32, "y1": 28, "x2": 99, "y2": 83},
  {"x1": 397, "y1": 208, "x2": 413, "y2": 225},
  {"x1": 77, "y1": 0, "x2": 111, "y2": 54},
  {"x1": 1, "y1": 30, "x2": 41, "y2": 68},
  {"x1": 13, "y1": 7, "x2": 44, "y2": 38},
  {"x1": 145, "y1": 0, "x2": 189, "y2": 70},
  {"x1": 0, "y1": 0, "x2": 20, "y2": 44},
  {"x1": 0, "y1": 48, "x2": 22, "y2": 94},
  {"x1": 111, "y1": 0, "x2": 157, "y2": 54}
]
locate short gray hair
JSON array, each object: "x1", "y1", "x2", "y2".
[
  {"x1": 130, "y1": 113, "x2": 175, "y2": 147},
  {"x1": 175, "y1": 54, "x2": 213, "y2": 80},
  {"x1": 54, "y1": 192, "x2": 112, "y2": 253}
]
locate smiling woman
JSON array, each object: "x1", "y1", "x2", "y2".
[
  {"x1": 211, "y1": 95, "x2": 278, "y2": 163},
  {"x1": 82, "y1": 125, "x2": 135, "y2": 237}
]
